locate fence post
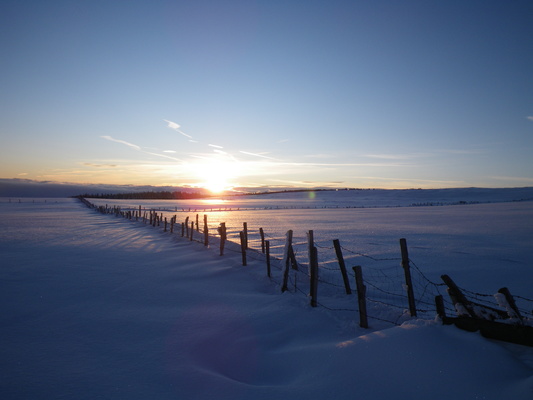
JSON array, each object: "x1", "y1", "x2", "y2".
[
  {"x1": 240, "y1": 231, "x2": 247, "y2": 266},
  {"x1": 196, "y1": 214, "x2": 199, "y2": 232},
  {"x1": 441, "y1": 274, "x2": 475, "y2": 317},
  {"x1": 399, "y1": 238, "x2": 417, "y2": 317},
  {"x1": 243, "y1": 222, "x2": 248, "y2": 249},
  {"x1": 181, "y1": 222, "x2": 184, "y2": 237},
  {"x1": 281, "y1": 230, "x2": 293, "y2": 292},
  {"x1": 307, "y1": 230, "x2": 314, "y2": 275},
  {"x1": 259, "y1": 228, "x2": 265, "y2": 253},
  {"x1": 435, "y1": 295, "x2": 447, "y2": 320},
  {"x1": 189, "y1": 221, "x2": 194, "y2": 241},
  {"x1": 265, "y1": 240, "x2": 271, "y2": 278},
  {"x1": 170, "y1": 216, "x2": 175, "y2": 234},
  {"x1": 497, "y1": 287, "x2": 523, "y2": 322},
  {"x1": 353, "y1": 266, "x2": 369, "y2": 328},
  {"x1": 310, "y1": 246, "x2": 318, "y2": 307},
  {"x1": 218, "y1": 223, "x2": 227, "y2": 256},
  {"x1": 164, "y1": 217, "x2": 167, "y2": 232},
  {"x1": 203, "y1": 215, "x2": 209, "y2": 246},
  {"x1": 333, "y1": 239, "x2": 352, "y2": 294}
]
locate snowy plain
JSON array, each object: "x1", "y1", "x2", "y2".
[{"x1": 1, "y1": 189, "x2": 533, "y2": 399}]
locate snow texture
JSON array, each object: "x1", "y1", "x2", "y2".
[{"x1": 1, "y1": 192, "x2": 532, "y2": 399}]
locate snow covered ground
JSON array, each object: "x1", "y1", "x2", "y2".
[{"x1": 1, "y1": 193, "x2": 533, "y2": 399}]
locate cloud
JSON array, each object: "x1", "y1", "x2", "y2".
[
  {"x1": 239, "y1": 151, "x2": 276, "y2": 160},
  {"x1": 164, "y1": 119, "x2": 193, "y2": 139},
  {"x1": 83, "y1": 163, "x2": 117, "y2": 168},
  {"x1": 101, "y1": 136, "x2": 141, "y2": 151},
  {"x1": 208, "y1": 144, "x2": 224, "y2": 149},
  {"x1": 527, "y1": 116, "x2": 533, "y2": 121}
]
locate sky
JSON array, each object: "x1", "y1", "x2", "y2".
[{"x1": 1, "y1": 0, "x2": 532, "y2": 192}]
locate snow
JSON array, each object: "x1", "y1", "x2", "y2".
[{"x1": 1, "y1": 193, "x2": 533, "y2": 399}]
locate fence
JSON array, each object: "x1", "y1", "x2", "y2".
[{"x1": 78, "y1": 197, "x2": 533, "y2": 336}]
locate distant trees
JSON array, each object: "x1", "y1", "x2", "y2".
[{"x1": 79, "y1": 191, "x2": 207, "y2": 200}]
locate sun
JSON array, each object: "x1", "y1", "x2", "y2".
[{"x1": 191, "y1": 158, "x2": 236, "y2": 194}]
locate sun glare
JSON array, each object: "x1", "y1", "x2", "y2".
[{"x1": 191, "y1": 158, "x2": 237, "y2": 194}]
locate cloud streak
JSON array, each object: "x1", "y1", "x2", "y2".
[
  {"x1": 101, "y1": 136, "x2": 141, "y2": 151},
  {"x1": 164, "y1": 119, "x2": 193, "y2": 139}
]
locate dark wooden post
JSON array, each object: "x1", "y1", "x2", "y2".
[
  {"x1": 170, "y1": 216, "x2": 174, "y2": 234},
  {"x1": 164, "y1": 217, "x2": 167, "y2": 232},
  {"x1": 218, "y1": 222, "x2": 227, "y2": 256},
  {"x1": 281, "y1": 230, "x2": 293, "y2": 292},
  {"x1": 435, "y1": 295, "x2": 446, "y2": 320},
  {"x1": 196, "y1": 214, "x2": 199, "y2": 232},
  {"x1": 259, "y1": 228, "x2": 265, "y2": 253},
  {"x1": 307, "y1": 230, "x2": 314, "y2": 275},
  {"x1": 441, "y1": 274, "x2": 475, "y2": 317},
  {"x1": 498, "y1": 287, "x2": 523, "y2": 322},
  {"x1": 399, "y1": 238, "x2": 417, "y2": 317},
  {"x1": 203, "y1": 215, "x2": 209, "y2": 246},
  {"x1": 189, "y1": 221, "x2": 194, "y2": 241},
  {"x1": 310, "y1": 246, "x2": 318, "y2": 307},
  {"x1": 240, "y1": 231, "x2": 247, "y2": 266},
  {"x1": 243, "y1": 222, "x2": 248, "y2": 249},
  {"x1": 266, "y1": 240, "x2": 271, "y2": 278},
  {"x1": 181, "y1": 222, "x2": 185, "y2": 237},
  {"x1": 185, "y1": 216, "x2": 189, "y2": 237},
  {"x1": 333, "y1": 239, "x2": 352, "y2": 294},
  {"x1": 353, "y1": 266, "x2": 368, "y2": 328}
]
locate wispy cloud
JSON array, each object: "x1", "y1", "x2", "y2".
[
  {"x1": 83, "y1": 163, "x2": 117, "y2": 168},
  {"x1": 101, "y1": 136, "x2": 141, "y2": 151},
  {"x1": 527, "y1": 116, "x2": 533, "y2": 122},
  {"x1": 164, "y1": 119, "x2": 193, "y2": 139},
  {"x1": 208, "y1": 144, "x2": 224, "y2": 149},
  {"x1": 239, "y1": 151, "x2": 277, "y2": 160}
]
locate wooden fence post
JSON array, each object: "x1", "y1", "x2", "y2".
[
  {"x1": 203, "y1": 215, "x2": 209, "y2": 246},
  {"x1": 310, "y1": 245, "x2": 318, "y2": 307},
  {"x1": 170, "y1": 216, "x2": 175, "y2": 234},
  {"x1": 190, "y1": 221, "x2": 194, "y2": 241},
  {"x1": 333, "y1": 239, "x2": 352, "y2": 295},
  {"x1": 259, "y1": 228, "x2": 265, "y2": 253},
  {"x1": 243, "y1": 222, "x2": 248, "y2": 249},
  {"x1": 196, "y1": 214, "x2": 199, "y2": 232},
  {"x1": 240, "y1": 231, "x2": 247, "y2": 266},
  {"x1": 399, "y1": 238, "x2": 417, "y2": 317},
  {"x1": 218, "y1": 222, "x2": 227, "y2": 256},
  {"x1": 353, "y1": 266, "x2": 369, "y2": 328},
  {"x1": 164, "y1": 217, "x2": 167, "y2": 232},
  {"x1": 185, "y1": 216, "x2": 189, "y2": 237},
  {"x1": 181, "y1": 222, "x2": 184, "y2": 237},
  {"x1": 281, "y1": 230, "x2": 293, "y2": 292},
  {"x1": 435, "y1": 295, "x2": 446, "y2": 320},
  {"x1": 266, "y1": 240, "x2": 271, "y2": 278},
  {"x1": 441, "y1": 274, "x2": 475, "y2": 317},
  {"x1": 497, "y1": 287, "x2": 523, "y2": 322},
  {"x1": 307, "y1": 230, "x2": 314, "y2": 276}
]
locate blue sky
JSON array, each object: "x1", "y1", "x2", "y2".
[{"x1": 1, "y1": 0, "x2": 532, "y2": 191}]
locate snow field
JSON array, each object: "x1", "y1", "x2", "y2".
[{"x1": 1, "y1": 197, "x2": 532, "y2": 399}]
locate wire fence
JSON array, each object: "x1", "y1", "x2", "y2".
[{"x1": 80, "y1": 198, "x2": 533, "y2": 330}]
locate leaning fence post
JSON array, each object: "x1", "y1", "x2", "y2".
[
  {"x1": 240, "y1": 231, "x2": 247, "y2": 266},
  {"x1": 497, "y1": 287, "x2": 523, "y2": 322},
  {"x1": 353, "y1": 266, "x2": 368, "y2": 328},
  {"x1": 435, "y1": 295, "x2": 447, "y2": 320},
  {"x1": 333, "y1": 239, "x2": 352, "y2": 294},
  {"x1": 265, "y1": 240, "x2": 271, "y2": 278},
  {"x1": 399, "y1": 238, "x2": 417, "y2": 317}
]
